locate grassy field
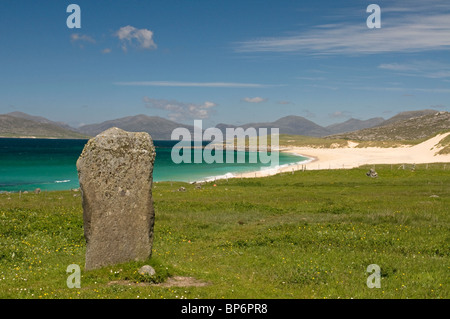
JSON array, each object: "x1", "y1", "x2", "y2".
[{"x1": 0, "y1": 164, "x2": 449, "y2": 299}]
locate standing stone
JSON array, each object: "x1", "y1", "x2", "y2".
[{"x1": 77, "y1": 127, "x2": 156, "y2": 270}]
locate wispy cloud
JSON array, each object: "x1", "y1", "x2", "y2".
[
  {"x1": 378, "y1": 63, "x2": 415, "y2": 72},
  {"x1": 115, "y1": 81, "x2": 278, "y2": 88},
  {"x1": 296, "y1": 76, "x2": 326, "y2": 81},
  {"x1": 115, "y1": 26, "x2": 156, "y2": 52},
  {"x1": 378, "y1": 61, "x2": 450, "y2": 79},
  {"x1": 353, "y1": 86, "x2": 450, "y2": 94},
  {"x1": 414, "y1": 88, "x2": 450, "y2": 94},
  {"x1": 70, "y1": 33, "x2": 96, "y2": 47},
  {"x1": 235, "y1": 8, "x2": 450, "y2": 55},
  {"x1": 241, "y1": 97, "x2": 267, "y2": 103},
  {"x1": 102, "y1": 48, "x2": 112, "y2": 54},
  {"x1": 308, "y1": 84, "x2": 339, "y2": 91},
  {"x1": 143, "y1": 97, "x2": 216, "y2": 122}
]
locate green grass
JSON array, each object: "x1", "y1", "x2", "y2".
[
  {"x1": 437, "y1": 134, "x2": 450, "y2": 155},
  {"x1": 278, "y1": 135, "x2": 349, "y2": 148},
  {"x1": 224, "y1": 134, "x2": 352, "y2": 149},
  {"x1": 1, "y1": 164, "x2": 449, "y2": 299}
]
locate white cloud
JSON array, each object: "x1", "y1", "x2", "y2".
[
  {"x1": 235, "y1": 12, "x2": 450, "y2": 55},
  {"x1": 102, "y1": 48, "x2": 112, "y2": 54},
  {"x1": 70, "y1": 33, "x2": 95, "y2": 44},
  {"x1": 353, "y1": 86, "x2": 450, "y2": 94},
  {"x1": 413, "y1": 88, "x2": 450, "y2": 93},
  {"x1": 308, "y1": 84, "x2": 339, "y2": 91},
  {"x1": 143, "y1": 97, "x2": 216, "y2": 122},
  {"x1": 115, "y1": 25, "x2": 156, "y2": 51},
  {"x1": 114, "y1": 81, "x2": 277, "y2": 88},
  {"x1": 378, "y1": 61, "x2": 450, "y2": 79},
  {"x1": 242, "y1": 97, "x2": 267, "y2": 103},
  {"x1": 296, "y1": 76, "x2": 326, "y2": 81},
  {"x1": 378, "y1": 63, "x2": 415, "y2": 71}
]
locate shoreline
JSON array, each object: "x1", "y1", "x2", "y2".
[
  {"x1": 192, "y1": 153, "x2": 315, "y2": 183},
  {"x1": 193, "y1": 132, "x2": 450, "y2": 183}
]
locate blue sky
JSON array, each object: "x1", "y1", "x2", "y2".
[{"x1": 0, "y1": 0, "x2": 449, "y2": 127}]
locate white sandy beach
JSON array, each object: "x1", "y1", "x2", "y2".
[{"x1": 231, "y1": 132, "x2": 450, "y2": 179}]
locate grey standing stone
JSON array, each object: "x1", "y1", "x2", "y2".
[{"x1": 77, "y1": 127, "x2": 156, "y2": 270}]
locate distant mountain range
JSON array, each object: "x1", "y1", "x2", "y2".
[
  {"x1": 373, "y1": 109, "x2": 438, "y2": 127},
  {"x1": 0, "y1": 109, "x2": 448, "y2": 141},
  {"x1": 213, "y1": 110, "x2": 444, "y2": 138},
  {"x1": 328, "y1": 110, "x2": 450, "y2": 141},
  {"x1": 6, "y1": 111, "x2": 76, "y2": 132},
  {"x1": 0, "y1": 113, "x2": 87, "y2": 139},
  {"x1": 77, "y1": 115, "x2": 197, "y2": 140},
  {"x1": 325, "y1": 117, "x2": 385, "y2": 135},
  {"x1": 215, "y1": 115, "x2": 331, "y2": 137}
]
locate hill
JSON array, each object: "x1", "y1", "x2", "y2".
[
  {"x1": 6, "y1": 111, "x2": 77, "y2": 132},
  {"x1": 327, "y1": 111, "x2": 450, "y2": 141},
  {"x1": 216, "y1": 115, "x2": 331, "y2": 137},
  {"x1": 0, "y1": 115, "x2": 88, "y2": 139},
  {"x1": 77, "y1": 114, "x2": 197, "y2": 140},
  {"x1": 376, "y1": 109, "x2": 438, "y2": 127},
  {"x1": 325, "y1": 117, "x2": 385, "y2": 135}
]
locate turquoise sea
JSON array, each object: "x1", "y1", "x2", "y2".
[{"x1": 0, "y1": 138, "x2": 309, "y2": 192}]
